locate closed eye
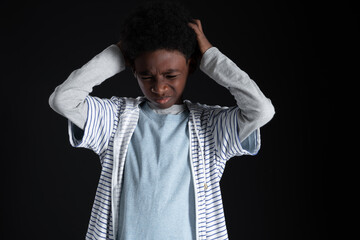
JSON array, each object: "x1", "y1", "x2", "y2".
[
  {"x1": 140, "y1": 76, "x2": 153, "y2": 80},
  {"x1": 166, "y1": 75, "x2": 178, "y2": 79}
]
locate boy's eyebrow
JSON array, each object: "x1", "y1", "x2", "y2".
[
  {"x1": 138, "y1": 69, "x2": 181, "y2": 75},
  {"x1": 138, "y1": 70, "x2": 152, "y2": 75},
  {"x1": 163, "y1": 69, "x2": 181, "y2": 74}
]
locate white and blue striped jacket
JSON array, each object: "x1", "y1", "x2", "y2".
[
  {"x1": 50, "y1": 44, "x2": 275, "y2": 239},
  {"x1": 69, "y1": 95, "x2": 260, "y2": 240}
]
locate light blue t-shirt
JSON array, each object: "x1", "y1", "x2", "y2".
[{"x1": 117, "y1": 101, "x2": 196, "y2": 240}]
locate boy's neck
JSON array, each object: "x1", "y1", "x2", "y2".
[{"x1": 147, "y1": 101, "x2": 186, "y2": 115}]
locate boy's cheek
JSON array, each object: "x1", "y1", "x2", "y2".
[{"x1": 137, "y1": 82, "x2": 152, "y2": 97}]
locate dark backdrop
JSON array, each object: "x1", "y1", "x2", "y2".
[{"x1": 2, "y1": 0, "x2": 356, "y2": 239}]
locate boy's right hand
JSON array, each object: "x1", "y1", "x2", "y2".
[
  {"x1": 116, "y1": 41, "x2": 131, "y2": 67},
  {"x1": 188, "y1": 19, "x2": 213, "y2": 56}
]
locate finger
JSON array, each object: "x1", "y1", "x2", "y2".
[
  {"x1": 189, "y1": 20, "x2": 204, "y2": 35},
  {"x1": 188, "y1": 22, "x2": 201, "y2": 35},
  {"x1": 194, "y1": 19, "x2": 203, "y2": 32},
  {"x1": 188, "y1": 22, "x2": 197, "y2": 28},
  {"x1": 190, "y1": 19, "x2": 200, "y2": 28}
]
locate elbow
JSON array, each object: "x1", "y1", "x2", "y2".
[
  {"x1": 49, "y1": 90, "x2": 64, "y2": 114},
  {"x1": 48, "y1": 87, "x2": 73, "y2": 115},
  {"x1": 49, "y1": 91, "x2": 57, "y2": 110},
  {"x1": 251, "y1": 99, "x2": 275, "y2": 128},
  {"x1": 258, "y1": 99, "x2": 275, "y2": 126}
]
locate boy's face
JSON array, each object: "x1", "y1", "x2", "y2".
[{"x1": 133, "y1": 49, "x2": 191, "y2": 109}]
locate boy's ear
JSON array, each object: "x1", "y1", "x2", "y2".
[
  {"x1": 188, "y1": 57, "x2": 198, "y2": 74},
  {"x1": 188, "y1": 47, "x2": 201, "y2": 74}
]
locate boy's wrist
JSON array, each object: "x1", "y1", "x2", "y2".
[{"x1": 199, "y1": 36, "x2": 213, "y2": 55}]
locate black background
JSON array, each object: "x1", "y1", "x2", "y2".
[{"x1": 1, "y1": 0, "x2": 357, "y2": 239}]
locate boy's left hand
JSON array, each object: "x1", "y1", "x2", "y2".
[{"x1": 188, "y1": 19, "x2": 213, "y2": 55}]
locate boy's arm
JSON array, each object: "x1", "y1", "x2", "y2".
[
  {"x1": 189, "y1": 20, "x2": 275, "y2": 142},
  {"x1": 200, "y1": 47, "x2": 275, "y2": 141},
  {"x1": 49, "y1": 44, "x2": 126, "y2": 130}
]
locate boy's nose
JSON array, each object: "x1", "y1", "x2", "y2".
[{"x1": 151, "y1": 79, "x2": 169, "y2": 94}]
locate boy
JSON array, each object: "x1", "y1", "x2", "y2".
[{"x1": 49, "y1": 1, "x2": 275, "y2": 239}]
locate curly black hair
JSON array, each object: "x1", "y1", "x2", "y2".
[{"x1": 119, "y1": 1, "x2": 200, "y2": 66}]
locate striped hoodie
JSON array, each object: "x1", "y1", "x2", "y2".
[{"x1": 49, "y1": 45, "x2": 275, "y2": 239}]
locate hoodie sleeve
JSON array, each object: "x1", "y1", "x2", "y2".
[
  {"x1": 200, "y1": 47, "x2": 275, "y2": 143},
  {"x1": 48, "y1": 44, "x2": 126, "y2": 130}
]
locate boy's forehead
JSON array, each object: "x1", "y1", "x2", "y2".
[{"x1": 134, "y1": 49, "x2": 188, "y2": 72}]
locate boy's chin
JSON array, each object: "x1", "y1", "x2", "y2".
[
  {"x1": 150, "y1": 101, "x2": 173, "y2": 109},
  {"x1": 148, "y1": 97, "x2": 181, "y2": 109}
]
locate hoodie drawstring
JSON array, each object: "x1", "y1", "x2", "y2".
[{"x1": 191, "y1": 112, "x2": 208, "y2": 191}]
